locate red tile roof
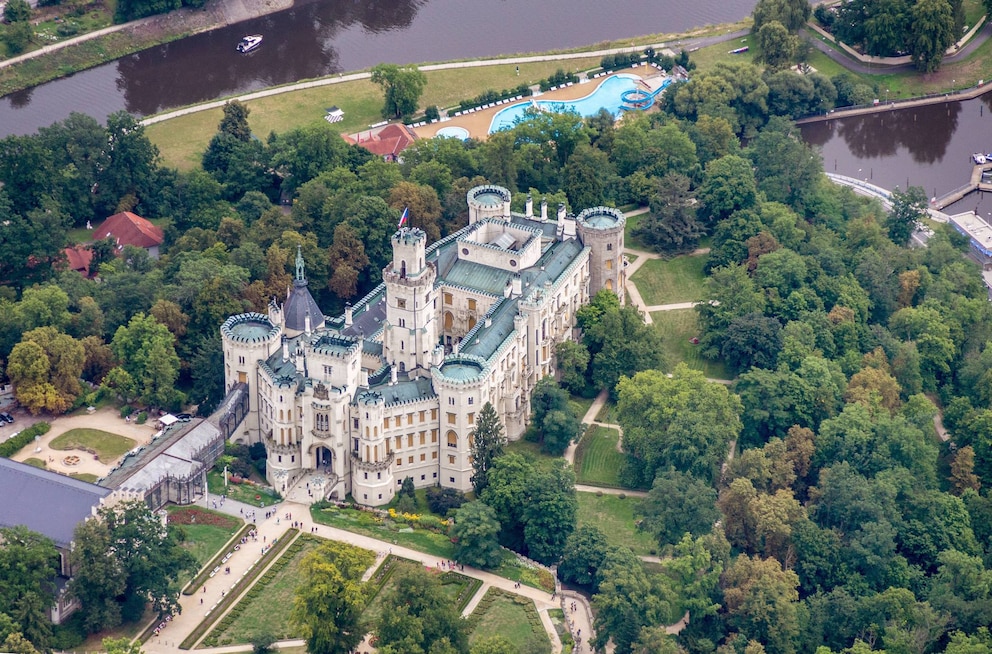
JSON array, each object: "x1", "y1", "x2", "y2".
[
  {"x1": 345, "y1": 124, "x2": 417, "y2": 159},
  {"x1": 63, "y1": 245, "x2": 93, "y2": 276},
  {"x1": 92, "y1": 212, "x2": 164, "y2": 250}
]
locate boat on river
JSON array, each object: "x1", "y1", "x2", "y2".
[
  {"x1": 973, "y1": 153, "x2": 988, "y2": 164},
  {"x1": 237, "y1": 35, "x2": 263, "y2": 53}
]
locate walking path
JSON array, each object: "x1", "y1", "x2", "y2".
[{"x1": 141, "y1": 497, "x2": 568, "y2": 654}]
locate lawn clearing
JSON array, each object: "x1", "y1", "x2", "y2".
[
  {"x1": 504, "y1": 439, "x2": 562, "y2": 471},
  {"x1": 23, "y1": 457, "x2": 46, "y2": 468},
  {"x1": 206, "y1": 469, "x2": 281, "y2": 507},
  {"x1": 70, "y1": 472, "x2": 99, "y2": 483},
  {"x1": 167, "y1": 506, "x2": 243, "y2": 568},
  {"x1": 147, "y1": 58, "x2": 602, "y2": 171},
  {"x1": 576, "y1": 492, "x2": 657, "y2": 556},
  {"x1": 202, "y1": 537, "x2": 328, "y2": 646},
  {"x1": 624, "y1": 210, "x2": 652, "y2": 252},
  {"x1": 574, "y1": 426, "x2": 625, "y2": 488},
  {"x1": 49, "y1": 428, "x2": 135, "y2": 462},
  {"x1": 629, "y1": 255, "x2": 708, "y2": 306},
  {"x1": 309, "y1": 504, "x2": 456, "y2": 559},
  {"x1": 650, "y1": 309, "x2": 732, "y2": 380},
  {"x1": 569, "y1": 394, "x2": 596, "y2": 421},
  {"x1": 467, "y1": 588, "x2": 550, "y2": 654}
]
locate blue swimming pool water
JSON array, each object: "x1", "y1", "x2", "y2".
[{"x1": 489, "y1": 74, "x2": 643, "y2": 133}]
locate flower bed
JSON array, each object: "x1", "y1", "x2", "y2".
[{"x1": 181, "y1": 523, "x2": 256, "y2": 595}]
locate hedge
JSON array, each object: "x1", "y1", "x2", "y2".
[
  {"x1": 0, "y1": 421, "x2": 50, "y2": 458},
  {"x1": 177, "y1": 528, "x2": 300, "y2": 650}
]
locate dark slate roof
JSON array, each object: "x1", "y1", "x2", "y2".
[
  {"x1": 284, "y1": 279, "x2": 325, "y2": 333},
  {"x1": 367, "y1": 375, "x2": 437, "y2": 406},
  {"x1": 0, "y1": 458, "x2": 110, "y2": 548}
]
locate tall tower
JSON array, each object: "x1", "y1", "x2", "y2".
[
  {"x1": 576, "y1": 207, "x2": 626, "y2": 302},
  {"x1": 382, "y1": 228, "x2": 438, "y2": 374}
]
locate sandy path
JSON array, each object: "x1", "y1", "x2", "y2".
[{"x1": 10, "y1": 406, "x2": 157, "y2": 478}]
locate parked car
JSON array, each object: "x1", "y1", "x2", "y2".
[
  {"x1": 176, "y1": 413, "x2": 193, "y2": 422},
  {"x1": 0, "y1": 412, "x2": 14, "y2": 424}
]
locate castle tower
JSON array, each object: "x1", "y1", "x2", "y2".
[
  {"x1": 220, "y1": 312, "x2": 282, "y2": 445},
  {"x1": 283, "y1": 246, "x2": 325, "y2": 338},
  {"x1": 466, "y1": 185, "x2": 511, "y2": 224},
  {"x1": 382, "y1": 228, "x2": 438, "y2": 374},
  {"x1": 576, "y1": 207, "x2": 626, "y2": 302},
  {"x1": 351, "y1": 390, "x2": 394, "y2": 506}
]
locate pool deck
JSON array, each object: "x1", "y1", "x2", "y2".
[{"x1": 412, "y1": 67, "x2": 665, "y2": 141}]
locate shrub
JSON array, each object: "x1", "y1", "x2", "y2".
[
  {"x1": 426, "y1": 486, "x2": 466, "y2": 516},
  {"x1": 0, "y1": 421, "x2": 51, "y2": 458},
  {"x1": 120, "y1": 405, "x2": 134, "y2": 418},
  {"x1": 136, "y1": 411, "x2": 148, "y2": 424},
  {"x1": 618, "y1": 493, "x2": 626, "y2": 500},
  {"x1": 539, "y1": 69, "x2": 579, "y2": 92},
  {"x1": 56, "y1": 21, "x2": 79, "y2": 37},
  {"x1": 424, "y1": 105, "x2": 440, "y2": 122}
]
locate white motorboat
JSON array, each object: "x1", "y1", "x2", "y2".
[
  {"x1": 237, "y1": 35, "x2": 263, "y2": 53},
  {"x1": 973, "y1": 153, "x2": 987, "y2": 164}
]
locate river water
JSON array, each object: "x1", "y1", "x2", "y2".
[
  {"x1": 799, "y1": 95, "x2": 992, "y2": 202},
  {"x1": 0, "y1": 0, "x2": 756, "y2": 136}
]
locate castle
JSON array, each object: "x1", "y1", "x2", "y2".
[{"x1": 221, "y1": 185, "x2": 624, "y2": 506}]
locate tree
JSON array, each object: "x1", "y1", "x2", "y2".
[
  {"x1": 635, "y1": 173, "x2": 703, "y2": 255},
  {"x1": 218, "y1": 100, "x2": 252, "y2": 141},
  {"x1": 720, "y1": 313, "x2": 783, "y2": 373},
  {"x1": 554, "y1": 340, "x2": 590, "y2": 394},
  {"x1": 527, "y1": 377, "x2": 582, "y2": 455},
  {"x1": 753, "y1": 0, "x2": 811, "y2": 32},
  {"x1": 451, "y1": 502, "x2": 502, "y2": 569},
  {"x1": 114, "y1": 0, "x2": 180, "y2": 22},
  {"x1": 375, "y1": 566, "x2": 468, "y2": 654},
  {"x1": 909, "y1": 0, "x2": 955, "y2": 72},
  {"x1": 0, "y1": 527, "x2": 58, "y2": 648},
  {"x1": 110, "y1": 313, "x2": 181, "y2": 408},
  {"x1": 697, "y1": 155, "x2": 758, "y2": 226},
  {"x1": 756, "y1": 21, "x2": 798, "y2": 69},
  {"x1": 638, "y1": 470, "x2": 720, "y2": 546},
  {"x1": 618, "y1": 365, "x2": 743, "y2": 487},
  {"x1": 70, "y1": 500, "x2": 196, "y2": 632},
  {"x1": 469, "y1": 636, "x2": 517, "y2": 654},
  {"x1": 371, "y1": 64, "x2": 428, "y2": 120},
  {"x1": 949, "y1": 445, "x2": 981, "y2": 494},
  {"x1": 558, "y1": 525, "x2": 613, "y2": 590},
  {"x1": 721, "y1": 555, "x2": 800, "y2": 654},
  {"x1": 3, "y1": 0, "x2": 30, "y2": 23},
  {"x1": 291, "y1": 542, "x2": 373, "y2": 654},
  {"x1": 887, "y1": 186, "x2": 928, "y2": 246},
  {"x1": 103, "y1": 637, "x2": 143, "y2": 654},
  {"x1": 470, "y1": 402, "x2": 505, "y2": 495}
]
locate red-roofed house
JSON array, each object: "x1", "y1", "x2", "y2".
[
  {"x1": 63, "y1": 245, "x2": 94, "y2": 277},
  {"x1": 92, "y1": 212, "x2": 165, "y2": 258},
  {"x1": 344, "y1": 123, "x2": 418, "y2": 162}
]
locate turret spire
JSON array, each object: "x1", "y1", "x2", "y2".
[{"x1": 295, "y1": 245, "x2": 306, "y2": 283}]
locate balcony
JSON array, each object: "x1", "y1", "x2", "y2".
[{"x1": 351, "y1": 452, "x2": 392, "y2": 473}]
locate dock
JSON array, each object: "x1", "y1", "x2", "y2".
[{"x1": 932, "y1": 163, "x2": 992, "y2": 210}]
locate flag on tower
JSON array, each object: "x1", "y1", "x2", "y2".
[{"x1": 397, "y1": 206, "x2": 409, "y2": 228}]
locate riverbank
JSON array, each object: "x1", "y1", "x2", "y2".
[{"x1": 0, "y1": 0, "x2": 294, "y2": 97}]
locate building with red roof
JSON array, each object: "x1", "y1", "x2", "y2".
[
  {"x1": 344, "y1": 123, "x2": 418, "y2": 162},
  {"x1": 63, "y1": 245, "x2": 94, "y2": 277},
  {"x1": 92, "y1": 212, "x2": 165, "y2": 258}
]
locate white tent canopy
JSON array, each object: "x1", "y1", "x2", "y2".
[{"x1": 159, "y1": 414, "x2": 179, "y2": 426}]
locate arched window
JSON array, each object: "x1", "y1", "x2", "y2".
[
  {"x1": 400, "y1": 260, "x2": 407, "y2": 278},
  {"x1": 444, "y1": 311, "x2": 454, "y2": 331},
  {"x1": 446, "y1": 430, "x2": 458, "y2": 448},
  {"x1": 607, "y1": 243, "x2": 613, "y2": 251}
]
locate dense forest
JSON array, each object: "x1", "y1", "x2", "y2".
[{"x1": 1, "y1": 35, "x2": 992, "y2": 654}]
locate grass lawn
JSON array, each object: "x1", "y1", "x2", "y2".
[
  {"x1": 687, "y1": 34, "x2": 757, "y2": 71},
  {"x1": 147, "y1": 58, "x2": 602, "y2": 171},
  {"x1": 23, "y1": 457, "x2": 46, "y2": 468},
  {"x1": 574, "y1": 426, "x2": 625, "y2": 488},
  {"x1": 49, "y1": 428, "x2": 135, "y2": 462},
  {"x1": 570, "y1": 394, "x2": 596, "y2": 421},
  {"x1": 309, "y1": 504, "x2": 456, "y2": 559},
  {"x1": 166, "y1": 506, "x2": 243, "y2": 568},
  {"x1": 70, "y1": 472, "x2": 99, "y2": 483},
  {"x1": 594, "y1": 401, "x2": 617, "y2": 425},
  {"x1": 624, "y1": 210, "x2": 652, "y2": 252},
  {"x1": 204, "y1": 538, "x2": 325, "y2": 645},
  {"x1": 630, "y1": 255, "x2": 708, "y2": 306},
  {"x1": 207, "y1": 469, "x2": 281, "y2": 507},
  {"x1": 468, "y1": 589, "x2": 550, "y2": 654},
  {"x1": 576, "y1": 492, "x2": 657, "y2": 557},
  {"x1": 650, "y1": 309, "x2": 731, "y2": 380},
  {"x1": 504, "y1": 439, "x2": 562, "y2": 471}
]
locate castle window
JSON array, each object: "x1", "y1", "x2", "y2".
[
  {"x1": 447, "y1": 430, "x2": 457, "y2": 447},
  {"x1": 408, "y1": 456, "x2": 414, "y2": 464},
  {"x1": 468, "y1": 413, "x2": 475, "y2": 425},
  {"x1": 354, "y1": 418, "x2": 359, "y2": 429},
  {"x1": 420, "y1": 453, "x2": 426, "y2": 462},
  {"x1": 607, "y1": 243, "x2": 613, "y2": 251},
  {"x1": 450, "y1": 477, "x2": 455, "y2": 483},
  {"x1": 397, "y1": 459, "x2": 402, "y2": 466},
  {"x1": 397, "y1": 298, "x2": 406, "y2": 309},
  {"x1": 510, "y1": 260, "x2": 517, "y2": 267},
  {"x1": 399, "y1": 318, "x2": 406, "y2": 328},
  {"x1": 420, "y1": 432, "x2": 426, "y2": 445},
  {"x1": 420, "y1": 410, "x2": 426, "y2": 422},
  {"x1": 432, "y1": 452, "x2": 437, "y2": 459},
  {"x1": 447, "y1": 413, "x2": 456, "y2": 424},
  {"x1": 353, "y1": 438, "x2": 359, "y2": 452},
  {"x1": 432, "y1": 430, "x2": 438, "y2": 442},
  {"x1": 468, "y1": 299, "x2": 477, "y2": 311},
  {"x1": 278, "y1": 455, "x2": 282, "y2": 462},
  {"x1": 421, "y1": 474, "x2": 426, "y2": 480},
  {"x1": 377, "y1": 472, "x2": 381, "y2": 479},
  {"x1": 401, "y1": 341, "x2": 405, "y2": 351},
  {"x1": 606, "y1": 259, "x2": 613, "y2": 270},
  {"x1": 291, "y1": 455, "x2": 295, "y2": 463},
  {"x1": 443, "y1": 292, "x2": 453, "y2": 305},
  {"x1": 468, "y1": 397, "x2": 474, "y2": 405},
  {"x1": 323, "y1": 365, "x2": 333, "y2": 376},
  {"x1": 449, "y1": 397, "x2": 455, "y2": 405},
  {"x1": 448, "y1": 455, "x2": 455, "y2": 464},
  {"x1": 432, "y1": 409, "x2": 438, "y2": 420},
  {"x1": 395, "y1": 436, "x2": 402, "y2": 450},
  {"x1": 408, "y1": 413, "x2": 414, "y2": 425}
]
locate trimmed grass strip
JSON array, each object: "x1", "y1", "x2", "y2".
[{"x1": 574, "y1": 426, "x2": 626, "y2": 488}]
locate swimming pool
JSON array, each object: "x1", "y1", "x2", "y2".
[
  {"x1": 489, "y1": 74, "x2": 641, "y2": 133},
  {"x1": 435, "y1": 126, "x2": 470, "y2": 140}
]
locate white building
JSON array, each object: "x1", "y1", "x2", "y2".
[{"x1": 221, "y1": 185, "x2": 625, "y2": 506}]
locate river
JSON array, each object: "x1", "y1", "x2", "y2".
[
  {"x1": 800, "y1": 95, "x2": 992, "y2": 203},
  {"x1": 0, "y1": 0, "x2": 757, "y2": 137}
]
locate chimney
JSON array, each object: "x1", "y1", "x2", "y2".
[
  {"x1": 344, "y1": 303, "x2": 353, "y2": 327},
  {"x1": 304, "y1": 310, "x2": 312, "y2": 335},
  {"x1": 511, "y1": 274, "x2": 522, "y2": 296},
  {"x1": 282, "y1": 336, "x2": 289, "y2": 362},
  {"x1": 540, "y1": 198, "x2": 548, "y2": 221},
  {"x1": 390, "y1": 367, "x2": 398, "y2": 385},
  {"x1": 557, "y1": 203, "x2": 567, "y2": 222},
  {"x1": 525, "y1": 194, "x2": 533, "y2": 217}
]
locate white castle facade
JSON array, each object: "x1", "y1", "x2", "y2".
[{"x1": 221, "y1": 185, "x2": 625, "y2": 506}]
